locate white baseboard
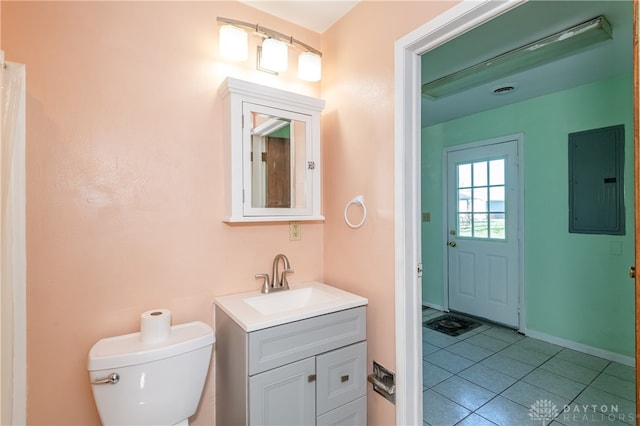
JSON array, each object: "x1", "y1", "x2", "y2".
[
  {"x1": 422, "y1": 302, "x2": 446, "y2": 312},
  {"x1": 523, "y1": 328, "x2": 635, "y2": 367}
]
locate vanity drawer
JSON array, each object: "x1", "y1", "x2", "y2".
[
  {"x1": 248, "y1": 307, "x2": 366, "y2": 375},
  {"x1": 316, "y1": 341, "x2": 367, "y2": 415},
  {"x1": 317, "y1": 396, "x2": 367, "y2": 426}
]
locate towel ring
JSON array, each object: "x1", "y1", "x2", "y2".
[{"x1": 344, "y1": 195, "x2": 367, "y2": 228}]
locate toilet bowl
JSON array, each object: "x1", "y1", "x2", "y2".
[{"x1": 88, "y1": 321, "x2": 214, "y2": 426}]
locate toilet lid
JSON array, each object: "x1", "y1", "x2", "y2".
[{"x1": 88, "y1": 321, "x2": 214, "y2": 371}]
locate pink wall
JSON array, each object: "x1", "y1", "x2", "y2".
[
  {"x1": 1, "y1": 0, "x2": 460, "y2": 424},
  {"x1": 321, "y1": 2, "x2": 456, "y2": 424},
  {"x1": 1, "y1": 2, "x2": 323, "y2": 424}
]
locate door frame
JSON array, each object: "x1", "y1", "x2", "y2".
[
  {"x1": 393, "y1": 1, "x2": 527, "y2": 424},
  {"x1": 395, "y1": 0, "x2": 639, "y2": 423},
  {"x1": 633, "y1": 0, "x2": 639, "y2": 410},
  {"x1": 0, "y1": 57, "x2": 27, "y2": 425},
  {"x1": 441, "y1": 135, "x2": 525, "y2": 330}
]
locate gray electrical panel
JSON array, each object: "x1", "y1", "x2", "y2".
[{"x1": 568, "y1": 125, "x2": 625, "y2": 235}]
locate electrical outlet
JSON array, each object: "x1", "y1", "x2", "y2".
[{"x1": 289, "y1": 221, "x2": 301, "y2": 241}]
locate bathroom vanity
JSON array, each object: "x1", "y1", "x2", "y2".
[{"x1": 214, "y1": 282, "x2": 368, "y2": 425}]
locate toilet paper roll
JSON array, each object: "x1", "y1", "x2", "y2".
[{"x1": 140, "y1": 309, "x2": 172, "y2": 344}]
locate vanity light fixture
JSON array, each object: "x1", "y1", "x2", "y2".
[
  {"x1": 422, "y1": 15, "x2": 613, "y2": 99},
  {"x1": 259, "y1": 38, "x2": 289, "y2": 73},
  {"x1": 219, "y1": 24, "x2": 249, "y2": 62},
  {"x1": 217, "y1": 16, "x2": 322, "y2": 81},
  {"x1": 298, "y1": 51, "x2": 322, "y2": 82}
]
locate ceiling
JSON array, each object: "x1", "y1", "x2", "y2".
[
  {"x1": 239, "y1": 1, "x2": 632, "y2": 128},
  {"x1": 421, "y1": 0, "x2": 633, "y2": 126},
  {"x1": 239, "y1": 0, "x2": 359, "y2": 33}
]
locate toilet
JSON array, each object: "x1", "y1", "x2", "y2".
[{"x1": 88, "y1": 321, "x2": 214, "y2": 426}]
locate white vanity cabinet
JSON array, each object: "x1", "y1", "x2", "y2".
[{"x1": 215, "y1": 306, "x2": 367, "y2": 426}]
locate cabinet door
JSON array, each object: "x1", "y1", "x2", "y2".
[
  {"x1": 316, "y1": 341, "x2": 367, "y2": 415},
  {"x1": 249, "y1": 357, "x2": 316, "y2": 426}
]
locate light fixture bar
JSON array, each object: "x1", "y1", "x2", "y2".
[
  {"x1": 422, "y1": 16, "x2": 613, "y2": 100},
  {"x1": 216, "y1": 16, "x2": 322, "y2": 57}
]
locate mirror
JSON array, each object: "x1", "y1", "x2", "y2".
[
  {"x1": 219, "y1": 77, "x2": 325, "y2": 222},
  {"x1": 248, "y1": 109, "x2": 308, "y2": 210}
]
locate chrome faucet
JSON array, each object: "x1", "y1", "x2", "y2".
[
  {"x1": 272, "y1": 253, "x2": 293, "y2": 290},
  {"x1": 255, "y1": 254, "x2": 294, "y2": 293}
]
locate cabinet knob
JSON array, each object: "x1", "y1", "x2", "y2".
[
  {"x1": 341, "y1": 375, "x2": 349, "y2": 383},
  {"x1": 307, "y1": 374, "x2": 316, "y2": 383}
]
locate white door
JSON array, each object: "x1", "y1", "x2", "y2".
[{"x1": 446, "y1": 136, "x2": 521, "y2": 327}]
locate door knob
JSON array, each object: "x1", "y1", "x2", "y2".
[
  {"x1": 448, "y1": 241, "x2": 457, "y2": 247},
  {"x1": 630, "y1": 266, "x2": 636, "y2": 279}
]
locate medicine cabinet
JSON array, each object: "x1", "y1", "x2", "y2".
[{"x1": 219, "y1": 77, "x2": 325, "y2": 223}]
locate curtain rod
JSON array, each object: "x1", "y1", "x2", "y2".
[{"x1": 217, "y1": 16, "x2": 322, "y2": 57}]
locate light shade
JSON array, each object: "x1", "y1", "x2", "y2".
[
  {"x1": 260, "y1": 38, "x2": 289, "y2": 73},
  {"x1": 422, "y1": 16, "x2": 613, "y2": 99},
  {"x1": 298, "y1": 52, "x2": 322, "y2": 82},
  {"x1": 219, "y1": 25, "x2": 248, "y2": 62}
]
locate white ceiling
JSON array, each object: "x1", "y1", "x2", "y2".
[
  {"x1": 239, "y1": 0, "x2": 359, "y2": 33},
  {"x1": 421, "y1": 0, "x2": 633, "y2": 126}
]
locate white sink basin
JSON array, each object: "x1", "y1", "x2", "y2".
[
  {"x1": 215, "y1": 281, "x2": 368, "y2": 331},
  {"x1": 243, "y1": 286, "x2": 338, "y2": 316}
]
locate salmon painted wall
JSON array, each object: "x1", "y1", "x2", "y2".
[
  {"x1": 321, "y1": 1, "x2": 457, "y2": 424},
  {"x1": 1, "y1": 2, "x2": 324, "y2": 424}
]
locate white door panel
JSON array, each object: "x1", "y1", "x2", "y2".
[{"x1": 446, "y1": 137, "x2": 521, "y2": 327}]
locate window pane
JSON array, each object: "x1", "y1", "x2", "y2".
[
  {"x1": 458, "y1": 163, "x2": 472, "y2": 188},
  {"x1": 458, "y1": 188, "x2": 472, "y2": 212},
  {"x1": 489, "y1": 159, "x2": 505, "y2": 185},
  {"x1": 473, "y1": 214, "x2": 488, "y2": 238},
  {"x1": 455, "y1": 157, "x2": 507, "y2": 241},
  {"x1": 489, "y1": 187, "x2": 505, "y2": 212},
  {"x1": 490, "y1": 213, "x2": 506, "y2": 239},
  {"x1": 473, "y1": 187, "x2": 488, "y2": 213},
  {"x1": 473, "y1": 161, "x2": 487, "y2": 186},
  {"x1": 458, "y1": 214, "x2": 472, "y2": 237}
]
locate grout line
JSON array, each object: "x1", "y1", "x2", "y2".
[{"x1": 423, "y1": 316, "x2": 636, "y2": 426}]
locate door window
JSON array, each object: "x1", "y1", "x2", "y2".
[{"x1": 456, "y1": 158, "x2": 506, "y2": 239}]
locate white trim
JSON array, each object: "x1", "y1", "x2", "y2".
[
  {"x1": 1, "y1": 59, "x2": 27, "y2": 426},
  {"x1": 394, "y1": 1, "x2": 526, "y2": 423},
  {"x1": 524, "y1": 328, "x2": 635, "y2": 367},
  {"x1": 12, "y1": 62, "x2": 27, "y2": 426},
  {"x1": 440, "y1": 134, "x2": 524, "y2": 330},
  {"x1": 517, "y1": 133, "x2": 526, "y2": 333}
]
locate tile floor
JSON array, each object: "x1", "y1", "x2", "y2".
[{"x1": 422, "y1": 308, "x2": 636, "y2": 426}]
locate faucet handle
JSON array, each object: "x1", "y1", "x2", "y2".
[
  {"x1": 281, "y1": 269, "x2": 294, "y2": 290},
  {"x1": 255, "y1": 273, "x2": 270, "y2": 293}
]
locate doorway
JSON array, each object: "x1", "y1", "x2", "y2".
[{"x1": 393, "y1": 1, "x2": 637, "y2": 424}]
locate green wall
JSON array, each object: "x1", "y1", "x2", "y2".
[
  {"x1": 421, "y1": 73, "x2": 634, "y2": 357},
  {"x1": 268, "y1": 124, "x2": 290, "y2": 139}
]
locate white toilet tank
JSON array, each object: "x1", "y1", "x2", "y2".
[{"x1": 88, "y1": 321, "x2": 214, "y2": 426}]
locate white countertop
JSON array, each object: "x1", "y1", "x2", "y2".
[{"x1": 214, "y1": 281, "x2": 368, "y2": 332}]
